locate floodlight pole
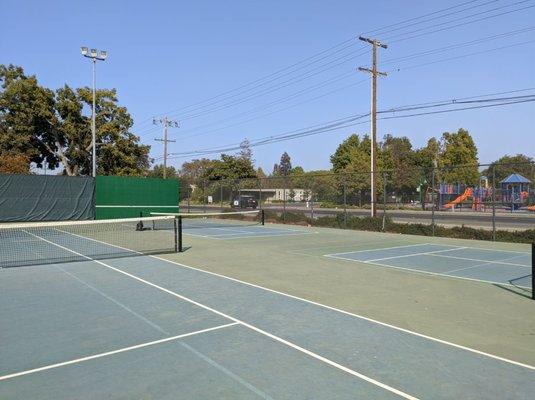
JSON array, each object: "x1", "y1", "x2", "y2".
[
  {"x1": 358, "y1": 36, "x2": 387, "y2": 218},
  {"x1": 91, "y1": 59, "x2": 97, "y2": 178},
  {"x1": 81, "y1": 47, "x2": 107, "y2": 177}
]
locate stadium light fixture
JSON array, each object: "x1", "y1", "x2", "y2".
[{"x1": 80, "y1": 46, "x2": 108, "y2": 177}]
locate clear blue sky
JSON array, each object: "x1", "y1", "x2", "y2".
[{"x1": 1, "y1": 0, "x2": 534, "y2": 172}]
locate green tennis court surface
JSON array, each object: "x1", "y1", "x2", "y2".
[{"x1": 1, "y1": 217, "x2": 534, "y2": 399}]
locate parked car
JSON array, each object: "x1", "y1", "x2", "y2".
[{"x1": 231, "y1": 195, "x2": 258, "y2": 209}]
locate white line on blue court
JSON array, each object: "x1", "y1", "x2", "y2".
[
  {"x1": 0, "y1": 322, "x2": 239, "y2": 381},
  {"x1": 325, "y1": 254, "x2": 532, "y2": 290},
  {"x1": 429, "y1": 252, "x2": 530, "y2": 268},
  {"x1": 323, "y1": 243, "x2": 428, "y2": 257},
  {"x1": 50, "y1": 228, "x2": 535, "y2": 371},
  {"x1": 363, "y1": 246, "x2": 467, "y2": 263},
  {"x1": 24, "y1": 230, "x2": 420, "y2": 399}
]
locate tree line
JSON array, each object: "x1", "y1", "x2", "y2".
[{"x1": 1, "y1": 64, "x2": 532, "y2": 200}]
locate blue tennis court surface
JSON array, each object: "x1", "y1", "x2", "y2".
[
  {"x1": 325, "y1": 243, "x2": 532, "y2": 288},
  {"x1": 1, "y1": 225, "x2": 534, "y2": 399},
  {"x1": 183, "y1": 221, "x2": 312, "y2": 240}
]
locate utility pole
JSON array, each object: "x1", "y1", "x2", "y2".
[
  {"x1": 358, "y1": 36, "x2": 387, "y2": 218},
  {"x1": 153, "y1": 117, "x2": 179, "y2": 179}
]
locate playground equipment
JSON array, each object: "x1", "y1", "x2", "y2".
[
  {"x1": 439, "y1": 183, "x2": 492, "y2": 211},
  {"x1": 501, "y1": 173, "x2": 531, "y2": 211},
  {"x1": 444, "y1": 187, "x2": 472, "y2": 209}
]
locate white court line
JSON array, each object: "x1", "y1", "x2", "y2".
[
  {"x1": 442, "y1": 252, "x2": 534, "y2": 275},
  {"x1": 0, "y1": 322, "x2": 238, "y2": 381},
  {"x1": 41, "y1": 229, "x2": 535, "y2": 371},
  {"x1": 218, "y1": 232, "x2": 315, "y2": 240},
  {"x1": 364, "y1": 247, "x2": 468, "y2": 263},
  {"x1": 325, "y1": 254, "x2": 532, "y2": 290},
  {"x1": 324, "y1": 243, "x2": 436, "y2": 257},
  {"x1": 429, "y1": 253, "x2": 530, "y2": 268},
  {"x1": 23, "y1": 231, "x2": 419, "y2": 400}
]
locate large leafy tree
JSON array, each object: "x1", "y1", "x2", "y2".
[
  {"x1": 1, "y1": 64, "x2": 150, "y2": 176},
  {"x1": 54, "y1": 85, "x2": 150, "y2": 175},
  {"x1": 0, "y1": 64, "x2": 57, "y2": 170},
  {"x1": 381, "y1": 134, "x2": 418, "y2": 197},
  {"x1": 206, "y1": 154, "x2": 256, "y2": 181},
  {"x1": 439, "y1": 128, "x2": 479, "y2": 185},
  {"x1": 148, "y1": 164, "x2": 178, "y2": 179},
  {"x1": 179, "y1": 158, "x2": 215, "y2": 191},
  {"x1": 330, "y1": 134, "x2": 361, "y2": 173},
  {"x1": 331, "y1": 134, "x2": 385, "y2": 202},
  {"x1": 414, "y1": 137, "x2": 441, "y2": 185},
  {"x1": 0, "y1": 153, "x2": 31, "y2": 174},
  {"x1": 482, "y1": 154, "x2": 534, "y2": 183}
]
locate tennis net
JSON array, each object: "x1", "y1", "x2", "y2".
[
  {"x1": 151, "y1": 210, "x2": 264, "y2": 252},
  {"x1": 0, "y1": 216, "x2": 178, "y2": 268}
]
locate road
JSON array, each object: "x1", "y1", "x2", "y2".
[{"x1": 182, "y1": 203, "x2": 535, "y2": 231}]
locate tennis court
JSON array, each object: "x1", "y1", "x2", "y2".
[
  {"x1": 1, "y1": 215, "x2": 534, "y2": 399},
  {"x1": 325, "y1": 243, "x2": 532, "y2": 288}
]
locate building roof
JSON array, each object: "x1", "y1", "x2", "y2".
[{"x1": 500, "y1": 173, "x2": 531, "y2": 184}]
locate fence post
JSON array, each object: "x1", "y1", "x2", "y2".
[
  {"x1": 382, "y1": 171, "x2": 387, "y2": 231},
  {"x1": 283, "y1": 176, "x2": 287, "y2": 223},
  {"x1": 311, "y1": 190, "x2": 314, "y2": 219},
  {"x1": 258, "y1": 178, "x2": 263, "y2": 210},
  {"x1": 202, "y1": 180, "x2": 206, "y2": 213},
  {"x1": 492, "y1": 166, "x2": 496, "y2": 241},
  {"x1": 431, "y1": 169, "x2": 436, "y2": 236},
  {"x1": 220, "y1": 180, "x2": 223, "y2": 211},
  {"x1": 531, "y1": 242, "x2": 535, "y2": 300},
  {"x1": 187, "y1": 187, "x2": 191, "y2": 213},
  {"x1": 343, "y1": 176, "x2": 347, "y2": 227}
]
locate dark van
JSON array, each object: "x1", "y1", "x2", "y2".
[{"x1": 231, "y1": 195, "x2": 258, "y2": 209}]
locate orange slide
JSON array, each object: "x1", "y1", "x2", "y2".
[
  {"x1": 528, "y1": 205, "x2": 535, "y2": 212},
  {"x1": 444, "y1": 187, "x2": 472, "y2": 209}
]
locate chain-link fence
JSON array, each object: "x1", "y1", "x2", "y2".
[{"x1": 183, "y1": 161, "x2": 535, "y2": 241}]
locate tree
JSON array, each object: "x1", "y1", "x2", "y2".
[
  {"x1": 0, "y1": 64, "x2": 58, "y2": 169},
  {"x1": 439, "y1": 128, "x2": 479, "y2": 185},
  {"x1": 0, "y1": 153, "x2": 30, "y2": 174},
  {"x1": 54, "y1": 85, "x2": 150, "y2": 176},
  {"x1": 256, "y1": 167, "x2": 266, "y2": 179},
  {"x1": 331, "y1": 134, "x2": 386, "y2": 205},
  {"x1": 482, "y1": 154, "x2": 534, "y2": 183},
  {"x1": 206, "y1": 154, "x2": 257, "y2": 181},
  {"x1": 331, "y1": 134, "x2": 361, "y2": 172},
  {"x1": 1, "y1": 64, "x2": 151, "y2": 176},
  {"x1": 278, "y1": 152, "x2": 292, "y2": 176},
  {"x1": 272, "y1": 163, "x2": 279, "y2": 176},
  {"x1": 148, "y1": 164, "x2": 178, "y2": 179},
  {"x1": 381, "y1": 134, "x2": 419, "y2": 198},
  {"x1": 239, "y1": 139, "x2": 253, "y2": 162},
  {"x1": 180, "y1": 158, "x2": 214, "y2": 184},
  {"x1": 414, "y1": 137, "x2": 441, "y2": 185}
]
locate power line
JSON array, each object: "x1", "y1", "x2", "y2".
[
  {"x1": 165, "y1": 92, "x2": 535, "y2": 159},
  {"x1": 135, "y1": 0, "x2": 530, "y2": 129}
]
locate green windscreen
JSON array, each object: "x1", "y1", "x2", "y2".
[{"x1": 95, "y1": 176, "x2": 179, "y2": 219}]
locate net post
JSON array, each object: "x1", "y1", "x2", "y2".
[
  {"x1": 261, "y1": 209, "x2": 265, "y2": 226},
  {"x1": 177, "y1": 216, "x2": 183, "y2": 253}
]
